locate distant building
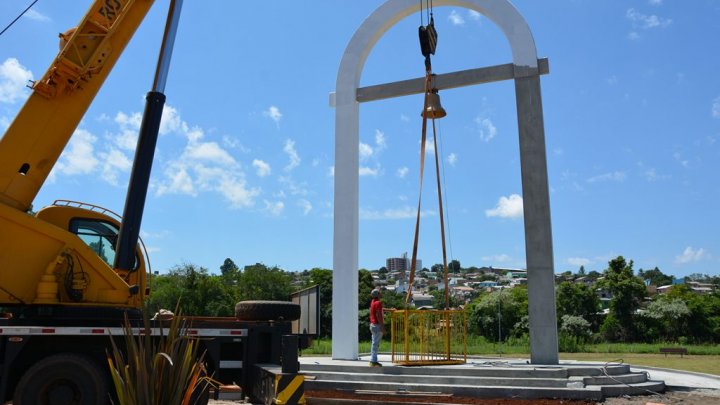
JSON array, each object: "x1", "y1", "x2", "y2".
[{"x1": 386, "y1": 253, "x2": 422, "y2": 279}]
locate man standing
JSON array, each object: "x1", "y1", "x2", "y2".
[{"x1": 369, "y1": 288, "x2": 384, "y2": 367}]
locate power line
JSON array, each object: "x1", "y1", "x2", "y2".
[{"x1": 0, "y1": 0, "x2": 40, "y2": 38}]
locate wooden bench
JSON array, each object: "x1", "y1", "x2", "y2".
[{"x1": 660, "y1": 347, "x2": 688, "y2": 357}]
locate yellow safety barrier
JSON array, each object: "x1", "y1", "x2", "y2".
[{"x1": 390, "y1": 309, "x2": 467, "y2": 366}]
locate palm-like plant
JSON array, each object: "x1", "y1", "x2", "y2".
[{"x1": 107, "y1": 304, "x2": 214, "y2": 405}]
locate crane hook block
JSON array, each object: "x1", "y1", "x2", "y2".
[{"x1": 419, "y1": 20, "x2": 438, "y2": 58}]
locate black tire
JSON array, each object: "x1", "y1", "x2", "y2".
[
  {"x1": 235, "y1": 300, "x2": 301, "y2": 321},
  {"x1": 13, "y1": 353, "x2": 108, "y2": 405}
]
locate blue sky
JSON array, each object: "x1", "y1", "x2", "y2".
[{"x1": 1, "y1": 0, "x2": 718, "y2": 278}]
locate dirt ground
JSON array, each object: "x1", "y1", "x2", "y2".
[{"x1": 602, "y1": 389, "x2": 720, "y2": 405}]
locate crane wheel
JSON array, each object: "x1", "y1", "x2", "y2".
[
  {"x1": 235, "y1": 300, "x2": 301, "y2": 321},
  {"x1": 13, "y1": 353, "x2": 107, "y2": 405}
]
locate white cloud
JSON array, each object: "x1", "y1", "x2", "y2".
[
  {"x1": 567, "y1": 257, "x2": 592, "y2": 267},
  {"x1": 606, "y1": 75, "x2": 619, "y2": 85},
  {"x1": 400, "y1": 114, "x2": 410, "y2": 122},
  {"x1": 115, "y1": 111, "x2": 142, "y2": 130},
  {"x1": 328, "y1": 166, "x2": 335, "y2": 177},
  {"x1": 485, "y1": 194, "x2": 524, "y2": 219},
  {"x1": 626, "y1": 8, "x2": 672, "y2": 29},
  {"x1": 397, "y1": 167, "x2": 409, "y2": 178},
  {"x1": 23, "y1": 9, "x2": 50, "y2": 22},
  {"x1": 359, "y1": 142, "x2": 373, "y2": 160},
  {"x1": 264, "y1": 106, "x2": 282, "y2": 126},
  {"x1": 712, "y1": 97, "x2": 720, "y2": 118},
  {"x1": 468, "y1": 10, "x2": 482, "y2": 21},
  {"x1": 278, "y1": 175, "x2": 309, "y2": 196},
  {"x1": 252, "y1": 159, "x2": 271, "y2": 177},
  {"x1": 448, "y1": 10, "x2": 465, "y2": 26},
  {"x1": 628, "y1": 31, "x2": 641, "y2": 41},
  {"x1": 673, "y1": 151, "x2": 690, "y2": 168},
  {"x1": 264, "y1": 200, "x2": 284, "y2": 216},
  {"x1": 52, "y1": 129, "x2": 100, "y2": 178},
  {"x1": 359, "y1": 166, "x2": 379, "y2": 177},
  {"x1": 360, "y1": 206, "x2": 434, "y2": 220},
  {"x1": 475, "y1": 117, "x2": 497, "y2": 142},
  {"x1": 213, "y1": 168, "x2": 260, "y2": 208},
  {"x1": 0, "y1": 58, "x2": 33, "y2": 104},
  {"x1": 100, "y1": 148, "x2": 132, "y2": 185},
  {"x1": 298, "y1": 199, "x2": 312, "y2": 215},
  {"x1": 312, "y1": 158, "x2": 320, "y2": 167},
  {"x1": 482, "y1": 254, "x2": 512, "y2": 263},
  {"x1": 284, "y1": 139, "x2": 300, "y2": 171},
  {"x1": 447, "y1": 153, "x2": 457, "y2": 166},
  {"x1": 648, "y1": 0, "x2": 663, "y2": 5},
  {"x1": 375, "y1": 129, "x2": 387, "y2": 150},
  {"x1": 151, "y1": 108, "x2": 260, "y2": 209},
  {"x1": 0, "y1": 116, "x2": 9, "y2": 130},
  {"x1": 185, "y1": 141, "x2": 236, "y2": 165},
  {"x1": 423, "y1": 137, "x2": 435, "y2": 155},
  {"x1": 159, "y1": 105, "x2": 185, "y2": 135},
  {"x1": 675, "y1": 246, "x2": 708, "y2": 264},
  {"x1": 587, "y1": 171, "x2": 626, "y2": 183},
  {"x1": 156, "y1": 162, "x2": 194, "y2": 195}
]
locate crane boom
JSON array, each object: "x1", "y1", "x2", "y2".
[{"x1": 0, "y1": 0, "x2": 155, "y2": 212}]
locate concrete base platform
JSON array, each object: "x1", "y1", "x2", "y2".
[{"x1": 299, "y1": 355, "x2": 666, "y2": 402}]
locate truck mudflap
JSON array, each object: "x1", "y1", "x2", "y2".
[{"x1": 254, "y1": 365, "x2": 305, "y2": 405}]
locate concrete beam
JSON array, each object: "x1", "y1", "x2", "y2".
[{"x1": 356, "y1": 58, "x2": 548, "y2": 103}]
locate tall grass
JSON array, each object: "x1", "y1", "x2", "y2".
[{"x1": 107, "y1": 304, "x2": 214, "y2": 405}]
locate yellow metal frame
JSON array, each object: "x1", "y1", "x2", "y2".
[{"x1": 390, "y1": 309, "x2": 467, "y2": 366}]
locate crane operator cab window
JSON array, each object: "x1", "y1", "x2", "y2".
[{"x1": 69, "y1": 218, "x2": 138, "y2": 272}]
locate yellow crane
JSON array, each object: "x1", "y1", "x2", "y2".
[{"x1": 0, "y1": 0, "x2": 156, "y2": 309}]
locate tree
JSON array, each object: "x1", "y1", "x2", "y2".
[
  {"x1": 665, "y1": 285, "x2": 720, "y2": 343},
  {"x1": 430, "y1": 289, "x2": 462, "y2": 309},
  {"x1": 220, "y1": 258, "x2": 239, "y2": 277},
  {"x1": 555, "y1": 281, "x2": 600, "y2": 328},
  {"x1": 88, "y1": 240, "x2": 109, "y2": 264},
  {"x1": 149, "y1": 263, "x2": 236, "y2": 316},
  {"x1": 578, "y1": 265, "x2": 586, "y2": 276},
  {"x1": 238, "y1": 263, "x2": 292, "y2": 301},
  {"x1": 467, "y1": 288, "x2": 528, "y2": 342},
  {"x1": 638, "y1": 267, "x2": 673, "y2": 287},
  {"x1": 642, "y1": 297, "x2": 691, "y2": 342},
  {"x1": 587, "y1": 270, "x2": 601, "y2": 280},
  {"x1": 597, "y1": 256, "x2": 646, "y2": 341},
  {"x1": 431, "y1": 263, "x2": 444, "y2": 273},
  {"x1": 448, "y1": 260, "x2": 461, "y2": 273}
]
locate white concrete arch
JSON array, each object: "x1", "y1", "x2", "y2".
[{"x1": 333, "y1": 0, "x2": 558, "y2": 364}]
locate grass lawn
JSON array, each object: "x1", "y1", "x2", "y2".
[
  {"x1": 302, "y1": 339, "x2": 720, "y2": 376},
  {"x1": 559, "y1": 352, "x2": 720, "y2": 376}
]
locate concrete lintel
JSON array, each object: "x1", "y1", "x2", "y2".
[{"x1": 355, "y1": 58, "x2": 549, "y2": 103}]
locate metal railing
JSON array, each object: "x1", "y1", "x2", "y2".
[{"x1": 390, "y1": 309, "x2": 467, "y2": 366}]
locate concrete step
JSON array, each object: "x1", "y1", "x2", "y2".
[
  {"x1": 301, "y1": 363, "x2": 569, "y2": 378},
  {"x1": 301, "y1": 362, "x2": 663, "y2": 400},
  {"x1": 307, "y1": 370, "x2": 573, "y2": 387},
  {"x1": 565, "y1": 364, "x2": 631, "y2": 376},
  {"x1": 583, "y1": 372, "x2": 649, "y2": 385},
  {"x1": 595, "y1": 380, "x2": 666, "y2": 397}
]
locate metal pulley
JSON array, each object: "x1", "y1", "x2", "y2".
[
  {"x1": 421, "y1": 88, "x2": 446, "y2": 119},
  {"x1": 419, "y1": 16, "x2": 438, "y2": 58}
]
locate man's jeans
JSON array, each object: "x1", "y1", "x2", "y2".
[{"x1": 370, "y1": 323, "x2": 383, "y2": 362}]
